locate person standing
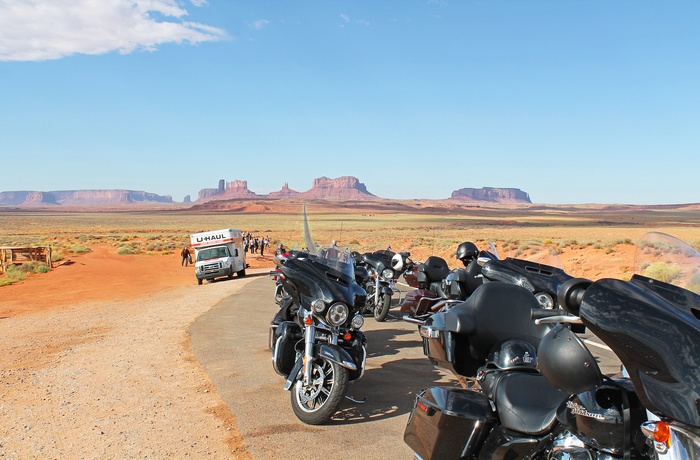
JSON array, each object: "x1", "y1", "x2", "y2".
[{"x1": 181, "y1": 246, "x2": 191, "y2": 267}]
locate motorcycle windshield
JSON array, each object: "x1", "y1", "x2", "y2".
[
  {"x1": 281, "y1": 248, "x2": 362, "y2": 310},
  {"x1": 579, "y1": 232, "x2": 700, "y2": 426}
]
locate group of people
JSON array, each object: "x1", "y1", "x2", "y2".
[
  {"x1": 180, "y1": 232, "x2": 273, "y2": 266},
  {"x1": 243, "y1": 233, "x2": 270, "y2": 257}
]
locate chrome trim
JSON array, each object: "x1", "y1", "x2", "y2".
[
  {"x1": 271, "y1": 335, "x2": 286, "y2": 376},
  {"x1": 402, "y1": 315, "x2": 426, "y2": 326}
]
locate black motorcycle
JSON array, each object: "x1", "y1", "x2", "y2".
[
  {"x1": 400, "y1": 242, "x2": 496, "y2": 323},
  {"x1": 405, "y1": 232, "x2": 700, "y2": 459},
  {"x1": 269, "y1": 247, "x2": 367, "y2": 425},
  {"x1": 359, "y1": 248, "x2": 410, "y2": 322}
]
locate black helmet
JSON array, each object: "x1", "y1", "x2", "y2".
[
  {"x1": 486, "y1": 339, "x2": 538, "y2": 371},
  {"x1": 456, "y1": 241, "x2": 479, "y2": 264}
]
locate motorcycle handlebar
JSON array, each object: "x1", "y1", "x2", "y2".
[{"x1": 530, "y1": 309, "x2": 565, "y2": 320}]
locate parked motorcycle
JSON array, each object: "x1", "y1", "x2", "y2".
[
  {"x1": 358, "y1": 248, "x2": 411, "y2": 322},
  {"x1": 400, "y1": 242, "x2": 490, "y2": 322},
  {"x1": 269, "y1": 247, "x2": 368, "y2": 425},
  {"x1": 404, "y1": 232, "x2": 700, "y2": 459}
]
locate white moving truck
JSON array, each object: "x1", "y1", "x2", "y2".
[{"x1": 190, "y1": 228, "x2": 247, "y2": 285}]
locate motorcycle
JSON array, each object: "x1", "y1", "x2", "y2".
[
  {"x1": 404, "y1": 232, "x2": 700, "y2": 459},
  {"x1": 270, "y1": 248, "x2": 293, "y2": 305},
  {"x1": 269, "y1": 247, "x2": 368, "y2": 425},
  {"x1": 358, "y1": 248, "x2": 411, "y2": 322},
  {"x1": 400, "y1": 242, "x2": 493, "y2": 322}
]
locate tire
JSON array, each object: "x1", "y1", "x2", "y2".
[
  {"x1": 237, "y1": 269, "x2": 246, "y2": 277},
  {"x1": 290, "y1": 357, "x2": 348, "y2": 425},
  {"x1": 227, "y1": 268, "x2": 234, "y2": 280},
  {"x1": 197, "y1": 278, "x2": 203, "y2": 285},
  {"x1": 374, "y1": 294, "x2": 392, "y2": 322}
]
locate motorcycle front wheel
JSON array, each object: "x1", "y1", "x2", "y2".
[
  {"x1": 373, "y1": 294, "x2": 392, "y2": 322},
  {"x1": 290, "y1": 357, "x2": 349, "y2": 425}
]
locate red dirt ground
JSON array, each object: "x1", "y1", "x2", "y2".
[{"x1": 0, "y1": 246, "x2": 276, "y2": 318}]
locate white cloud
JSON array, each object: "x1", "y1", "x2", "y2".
[
  {"x1": 250, "y1": 19, "x2": 270, "y2": 30},
  {"x1": 190, "y1": 0, "x2": 208, "y2": 6},
  {"x1": 0, "y1": 0, "x2": 227, "y2": 62}
]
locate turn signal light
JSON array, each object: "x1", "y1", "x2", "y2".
[
  {"x1": 654, "y1": 421, "x2": 670, "y2": 444},
  {"x1": 343, "y1": 332, "x2": 352, "y2": 341},
  {"x1": 304, "y1": 316, "x2": 313, "y2": 325}
]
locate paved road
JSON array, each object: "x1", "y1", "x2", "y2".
[
  {"x1": 191, "y1": 276, "x2": 622, "y2": 459},
  {"x1": 190, "y1": 275, "x2": 451, "y2": 459}
]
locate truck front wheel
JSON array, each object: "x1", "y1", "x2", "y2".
[
  {"x1": 237, "y1": 269, "x2": 246, "y2": 277},
  {"x1": 197, "y1": 278, "x2": 203, "y2": 285}
]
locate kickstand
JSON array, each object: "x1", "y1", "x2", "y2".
[{"x1": 345, "y1": 395, "x2": 367, "y2": 404}]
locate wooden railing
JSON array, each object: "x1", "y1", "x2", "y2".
[{"x1": 0, "y1": 246, "x2": 52, "y2": 273}]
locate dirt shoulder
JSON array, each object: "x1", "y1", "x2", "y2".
[{"x1": 0, "y1": 248, "x2": 274, "y2": 458}]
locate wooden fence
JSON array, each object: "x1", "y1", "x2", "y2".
[{"x1": 0, "y1": 246, "x2": 52, "y2": 274}]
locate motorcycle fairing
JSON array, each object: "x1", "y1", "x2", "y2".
[
  {"x1": 580, "y1": 276, "x2": 700, "y2": 427},
  {"x1": 481, "y1": 258, "x2": 572, "y2": 296},
  {"x1": 281, "y1": 255, "x2": 365, "y2": 313},
  {"x1": 441, "y1": 282, "x2": 551, "y2": 376}
]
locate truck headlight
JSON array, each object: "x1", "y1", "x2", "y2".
[{"x1": 326, "y1": 303, "x2": 349, "y2": 326}]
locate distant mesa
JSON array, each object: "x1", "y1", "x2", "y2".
[
  {"x1": 450, "y1": 187, "x2": 531, "y2": 204},
  {"x1": 196, "y1": 176, "x2": 376, "y2": 202},
  {"x1": 0, "y1": 190, "x2": 173, "y2": 207},
  {"x1": 0, "y1": 178, "x2": 532, "y2": 209}
]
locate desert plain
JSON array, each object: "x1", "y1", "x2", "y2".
[{"x1": 1, "y1": 201, "x2": 699, "y2": 458}]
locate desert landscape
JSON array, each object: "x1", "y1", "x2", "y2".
[{"x1": 1, "y1": 200, "x2": 699, "y2": 458}]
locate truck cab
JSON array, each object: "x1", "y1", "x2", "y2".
[{"x1": 190, "y1": 228, "x2": 248, "y2": 285}]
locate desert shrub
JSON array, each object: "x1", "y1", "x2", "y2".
[
  {"x1": 34, "y1": 263, "x2": 50, "y2": 273},
  {"x1": 604, "y1": 247, "x2": 614, "y2": 255},
  {"x1": 117, "y1": 246, "x2": 135, "y2": 255},
  {"x1": 67, "y1": 244, "x2": 90, "y2": 254},
  {"x1": 593, "y1": 243, "x2": 603, "y2": 250},
  {"x1": 51, "y1": 250, "x2": 65, "y2": 262},
  {"x1": 348, "y1": 239, "x2": 360, "y2": 245},
  {"x1": 643, "y1": 262, "x2": 682, "y2": 284}
]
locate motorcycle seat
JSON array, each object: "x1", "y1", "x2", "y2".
[
  {"x1": 421, "y1": 256, "x2": 450, "y2": 283},
  {"x1": 495, "y1": 372, "x2": 567, "y2": 435}
]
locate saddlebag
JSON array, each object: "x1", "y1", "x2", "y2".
[{"x1": 404, "y1": 386, "x2": 496, "y2": 460}]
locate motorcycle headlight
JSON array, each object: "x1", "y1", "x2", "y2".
[
  {"x1": 351, "y1": 314, "x2": 364, "y2": 330},
  {"x1": 535, "y1": 292, "x2": 555, "y2": 309},
  {"x1": 311, "y1": 299, "x2": 326, "y2": 314},
  {"x1": 326, "y1": 303, "x2": 349, "y2": 326},
  {"x1": 382, "y1": 268, "x2": 395, "y2": 279}
]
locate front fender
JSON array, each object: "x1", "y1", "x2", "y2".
[{"x1": 315, "y1": 343, "x2": 357, "y2": 371}]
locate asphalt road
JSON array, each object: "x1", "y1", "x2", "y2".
[
  {"x1": 189, "y1": 275, "x2": 452, "y2": 459},
  {"x1": 191, "y1": 276, "x2": 622, "y2": 459}
]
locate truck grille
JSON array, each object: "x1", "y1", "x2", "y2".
[{"x1": 202, "y1": 262, "x2": 222, "y2": 273}]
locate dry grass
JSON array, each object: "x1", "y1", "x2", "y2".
[{"x1": 1, "y1": 204, "x2": 699, "y2": 280}]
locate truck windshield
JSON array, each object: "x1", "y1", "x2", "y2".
[{"x1": 197, "y1": 246, "x2": 230, "y2": 262}]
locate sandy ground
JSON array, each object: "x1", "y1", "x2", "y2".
[
  {"x1": 0, "y1": 247, "x2": 275, "y2": 459},
  {"x1": 0, "y1": 244, "x2": 633, "y2": 458}
]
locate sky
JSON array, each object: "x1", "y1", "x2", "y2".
[{"x1": 1, "y1": 0, "x2": 699, "y2": 205}]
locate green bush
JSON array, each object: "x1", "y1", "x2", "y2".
[
  {"x1": 643, "y1": 262, "x2": 682, "y2": 284},
  {"x1": 117, "y1": 246, "x2": 135, "y2": 255}
]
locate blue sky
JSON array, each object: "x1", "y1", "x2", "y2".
[{"x1": 1, "y1": 1, "x2": 698, "y2": 205}]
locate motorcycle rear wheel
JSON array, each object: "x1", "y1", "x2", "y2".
[
  {"x1": 373, "y1": 294, "x2": 392, "y2": 322},
  {"x1": 290, "y1": 357, "x2": 348, "y2": 425}
]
